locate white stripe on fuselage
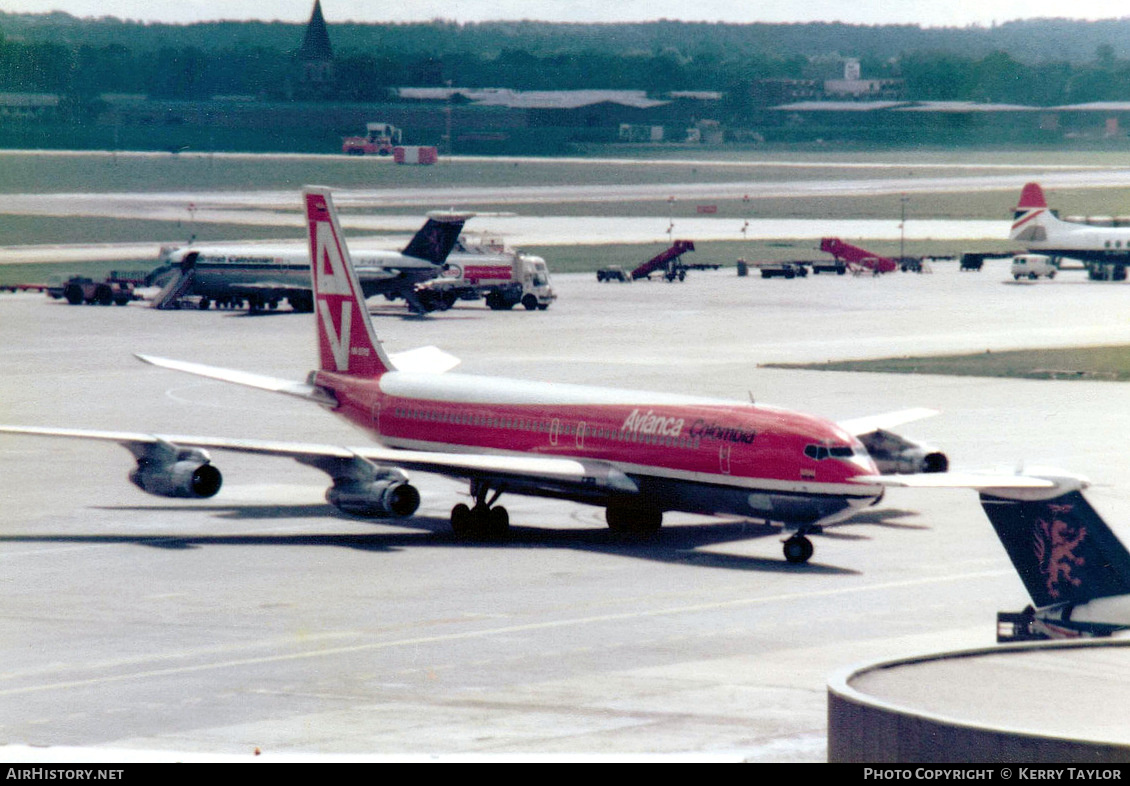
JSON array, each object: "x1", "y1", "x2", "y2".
[
  {"x1": 381, "y1": 370, "x2": 778, "y2": 411},
  {"x1": 380, "y1": 433, "x2": 880, "y2": 498}
]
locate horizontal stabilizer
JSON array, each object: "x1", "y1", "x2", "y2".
[
  {"x1": 838, "y1": 407, "x2": 938, "y2": 437},
  {"x1": 387, "y1": 346, "x2": 461, "y2": 374},
  {"x1": 135, "y1": 354, "x2": 336, "y2": 406},
  {"x1": 854, "y1": 468, "x2": 1088, "y2": 501}
]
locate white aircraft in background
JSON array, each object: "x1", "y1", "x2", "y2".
[
  {"x1": 150, "y1": 210, "x2": 471, "y2": 313},
  {"x1": 1011, "y1": 182, "x2": 1130, "y2": 281}
]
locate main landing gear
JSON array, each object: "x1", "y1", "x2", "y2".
[
  {"x1": 605, "y1": 505, "x2": 663, "y2": 536},
  {"x1": 451, "y1": 480, "x2": 510, "y2": 540}
]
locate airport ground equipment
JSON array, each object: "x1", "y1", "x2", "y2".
[
  {"x1": 342, "y1": 121, "x2": 402, "y2": 156},
  {"x1": 758, "y1": 262, "x2": 808, "y2": 279},
  {"x1": 631, "y1": 240, "x2": 697, "y2": 281},
  {"x1": 819, "y1": 238, "x2": 898, "y2": 274},
  {"x1": 52, "y1": 272, "x2": 145, "y2": 306},
  {"x1": 393, "y1": 146, "x2": 438, "y2": 165},
  {"x1": 596, "y1": 265, "x2": 630, "y2": 282},
  {"x1": 1011, "y1": 253, "x2": 1058, "y2": 280},
  {"x1": 416, "y1": 246, "x2": 556, "y2": 312}
]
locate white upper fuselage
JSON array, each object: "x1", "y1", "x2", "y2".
[{"x1": 1012, "y1": 205, "x2": 1130, "y2": 261}]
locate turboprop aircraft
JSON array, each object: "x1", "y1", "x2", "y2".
[
  {"x1": 1010, "y1": 182, "x2": 1130, "y2": 281},
  {"x1": 0, "y1": 188, "x2": 1058, "y2": 564},
  {"x1": 149, "y1": 210, "x2": 471, "y2": 313},
  {"x1": 978, "y1": 478, "x2": 1130, "y2": 641}
]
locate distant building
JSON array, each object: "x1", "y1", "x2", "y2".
[
  {"x1": 823, "y1": 58, "x2": 905, "y2": 100},
  {"x1": 0, "y1": 93, "x2": 59, "y2": 120}
]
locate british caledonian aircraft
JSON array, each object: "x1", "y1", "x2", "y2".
[
  {"x1": 0, "y1": 188, "x2": 1071, "y2": 564},
  {"x1": 980, "y1": 480, "x2": 1130, "y2": 641},
  {"x1": 1011, "y1": 181, "x2": 1130, "y2": 281},
  {"x1": 149, "y1": 209, "x2": 471, "y2": 313}
]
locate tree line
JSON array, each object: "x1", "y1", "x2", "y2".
[{"x1": 3, "y1": 12, "x2": 1130, "y2": 111}]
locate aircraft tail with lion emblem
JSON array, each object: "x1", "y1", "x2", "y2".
[{"x1": 980, "y1": 488, "x2": 1130, "y2": 641}]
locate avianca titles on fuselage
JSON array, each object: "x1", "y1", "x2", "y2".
[{"x1": 305, "y1": 188, "x2": 882, "y2": 562}]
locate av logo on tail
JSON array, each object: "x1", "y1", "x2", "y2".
[{"x1": 306, "y1": 190, "x2": 387, "y2": 378}]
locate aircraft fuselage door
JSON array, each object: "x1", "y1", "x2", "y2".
[
  {"x1": 550, "y1": 418, "x2": 560, "y2": 446},
  {"x1": 719, "y1": 444, "x2": 731, "y2": 475}
]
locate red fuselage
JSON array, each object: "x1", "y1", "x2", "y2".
[{"x1": 316, "y1": 369, "x2": 883, "y2": 524}]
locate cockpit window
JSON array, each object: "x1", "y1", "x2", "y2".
[
  {"x1": 805, "y1": 443, "x2": 857, "y2": 461},
  {"x1": 804, "y1": 444, "x2": 827, "y2": 460}
]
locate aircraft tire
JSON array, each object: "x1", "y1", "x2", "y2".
[
  {"x1": 783, "y1": 535, "x2": 814, "y2": 564},
  {"x1": 606, "y1": 506, "x2": 662, "y2": 536},
  {"x1": 487, "y1": 506, "x2": 510, "y2": 539},
  {"x1": 451, "y1": 503, "x2": 473, "y2": 538}
]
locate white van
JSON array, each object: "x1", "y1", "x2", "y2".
[{"x1": 1011, "y1": 254, "x2": 1057, "y2": 280}]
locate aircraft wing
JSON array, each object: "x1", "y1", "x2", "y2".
[
  {"x1": 0, "y1": 426, "x2": 639, "y2": 496},
  {"x1": 837, "y1": 407, "x2": 939, "y2": 436}
]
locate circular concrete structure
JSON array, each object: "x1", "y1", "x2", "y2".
[{"x1": 828, "y1": 638, "x2": 1130, "y2": 762}]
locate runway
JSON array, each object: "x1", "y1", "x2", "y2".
[{"x1": 2, "y1": 263, "x2": 1129, "y2": 760}]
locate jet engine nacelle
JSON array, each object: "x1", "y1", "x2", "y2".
[
  {"x1": 129, "y1": 452, "x2": 223, "y2": 498},
  {"x1": 326, "y1": 479, "x2": 421, "y2": 518},
  {"x1": 857, "y1": 430, "x2": 949, "y2": 475}
]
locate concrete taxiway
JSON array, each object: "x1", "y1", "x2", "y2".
[{"x1": 2, "y1": 262, "x2": 1130, "y2": 760}]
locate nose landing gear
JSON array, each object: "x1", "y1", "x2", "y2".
[{"x1": 783, "y1": 524, "x2": 822, "y2": 564}]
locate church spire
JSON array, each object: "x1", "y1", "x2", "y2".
[{"x1": 298, "y1": 0, "x2": 334, "y2": 63}]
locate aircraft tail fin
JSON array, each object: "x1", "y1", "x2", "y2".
[
  {"x1": 1017, "y1": 182, "x2": 1048, "y2": 210},
  {"x1": 401, "y1": 211, "x2": 473, "y2": 264},
  {"x1": 979, "y1": 489, "x2": 1130, "y2": 608},
  {"x1": 305, "y1": 187, "x2": 394, "y2": 378},
  {"x1": 1011, "y1": 182, "x2": 1059, "y2": 242}
]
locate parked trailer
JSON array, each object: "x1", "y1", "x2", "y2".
[
  {"x1": 393, "y1": 145, "x2": 438, "y2": 165},
  {"x1": 758, "y1": 262, "x2": 808, "y2": 279},
  {"x1": 596, "y1": 266, "x2": 630, "y2": 282}
]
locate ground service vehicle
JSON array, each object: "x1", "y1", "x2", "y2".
[
  {"x1": 58, "y1": 272, "x2": 145, "y2": 305},
  {"x1": 418, "y1": 247, "x2": 556, "y2": 312},
  {"x1": 1011, "y1": 254, "x2": 1057, "y2": 280},
  {"x1": 342, "y1": 122, "x2": 403, "y2": 156}
]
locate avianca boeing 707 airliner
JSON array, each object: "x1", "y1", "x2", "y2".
[{"x1": 0, "y1": 188, "x2": 1064, "y2": 564}]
